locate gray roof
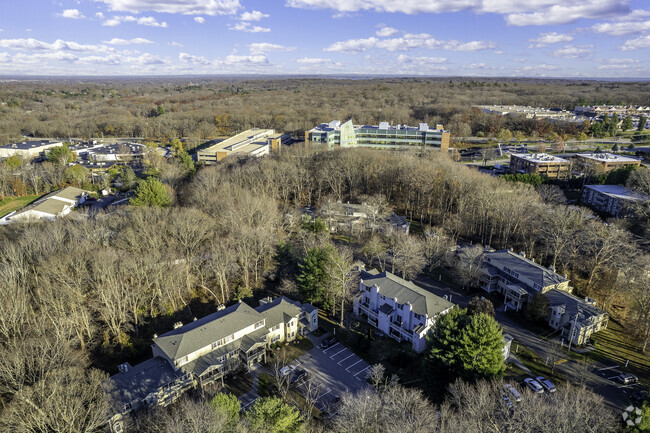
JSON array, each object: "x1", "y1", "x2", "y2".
[
  {"x1": 12, "y1": 186, "x2": 86, "y2": 218},
  {"x1": 53, "y1": 186, "x2": 87, "y2": 201},
  {"x1": 181, "y1": 340, "x2": 240, "y2": 377},
  {"x1": 545, "y1": 289, "x2": 605, "y2": 324},
  {"x1": 484, "y1": 250, "x2": 568, "y2": 288},
  {"x1": 378, "y1": 303, "x2": 395, "y2": 315},
  {"x1": 255, "y1": 296, "x2": 303, "y2": 328},
  {"x1": 154, "y1": 302, "x2": 262, "y2": 361},
  {"x1": 360, "y1": 270, "x2": 454, "y2": 317},
  {"x1": 0, "y1": 140, "x2": 61, "y2": 150},
  {"x1": 108, "y1": 358, "x2": 182, "y2": 406}
]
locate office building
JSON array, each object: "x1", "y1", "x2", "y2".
[
  {"x1": 0, "y1": 140, "x2": 63, "y2": 158},
  {"x1": 306, "y1": 120, "x2": 450, "y2": 151},
  {"x1": 575, "y1": 153, "x2": 641, "y2": 173},
  {"x1": 582, "y1": 184, "x2": 649, "y2": 217},
  {"x1": 196, "y1": 129, "x2": 289, "y2": 163},
  {"x1": 509, "y1": 153, "x2": 571, "y2": 179}
]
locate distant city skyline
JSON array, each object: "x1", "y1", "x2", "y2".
[{"x1": 0, "y1": 0, "x2": 649, "y2": 77}]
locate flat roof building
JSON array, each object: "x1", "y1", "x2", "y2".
[
  {"x1": 582, "y1": 184, "x2": 649, "y2": 217},
  {"x1": 509, "y1": 153, "x2": 570, "y2": 179},
  {"x1": 0, "y1": 140, "x2": 63, "y2": 158},
  {"x1": 575, "y1": 153, "x2": 641, "y2": 173},
  {"x1": 0, "y1": 186, "x2": 88, "y2": 224},
  {"x1": 196, "y1": 129, "x2": 289, "y2": 163},
  {"x1": 306, "y1": 120, "x2": 450, "y2": 152}
]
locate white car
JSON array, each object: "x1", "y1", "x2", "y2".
[
  {"x1": 524, "y1": 378, "x2": 544, "y2": 394},
  {"x1": 279, "y1": 365, "x2": 296, "y2": 377},
  {"x1": 535, "y1": 376, "x2": 556, "y2": 393},
  {"x1": 504, "y1": 384, "x2": 522, "y2": 402}
]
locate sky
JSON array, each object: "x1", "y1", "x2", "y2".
[{"x1": 0, "y1": 0, "x2": 649, "y2": 77}]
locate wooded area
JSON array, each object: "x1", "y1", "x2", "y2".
[{"x1": 1, "y1": 77, "x2": 649, "y2": 144}]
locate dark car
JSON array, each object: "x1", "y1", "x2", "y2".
[
  {"x1": 321, "y1": 337, "x2": 337, "y2": 349},
  {"x1": 617, "y1": 373, "x2": 639, "y2": 385},
  {"x1": 291, "y1": 369, "x2": 307, "y2": 385},
  {"x1": 631, "y1": 391, "x2": 648, "y2": 405}
]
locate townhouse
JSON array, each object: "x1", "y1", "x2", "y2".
[
  {"x1": 353, "y1": 270, "x2": 454, "y2": 352},
  {"x1": 108, "y1": 296, "x2": 317, "y2": 432},
  {"x1": 477, "y1": 249, "x2": 607, "y2": 346}
]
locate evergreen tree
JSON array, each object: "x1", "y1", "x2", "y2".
[
  {"x1": 296, "y1": 245, "x2": 334, "y2": 306},
  {"x1": 209, "y1": 393, "x2": 240, "y2": 426},
  {"x1": 246, "y1": 397, "x2": 302, "y2": 433},
  {"x1": 426, "y1": 308, "x2": 505, "y2": 381},
  {"x1": 622, "y1": 115, "x2": 634, "y2": 131},
  {"x1": 639, "y1": 115, "x2": 647, "y2": 132},
  {"x1": 129, "y1": 177, "x2": 171, "y2": 207}
]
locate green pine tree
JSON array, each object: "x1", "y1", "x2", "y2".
[
  {"x1": 246, "y1": 397, "x2": 302, "y2": 433},
  {"x1": 296, "y1": 245, "x2": 334, "y2": 306},
  {"x1": 129, "y1": 177, "x2": 171, "y2": 207}
]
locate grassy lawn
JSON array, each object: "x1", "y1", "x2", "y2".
[
  {"x1": 267, "y1": 336, "x2": 314, "y2": 364},
  {"x1": 571, "y1": 321, "x2": 650, "y2": 386},
  {"x1": 512, "y1": 340, "x2": 568, "y2": 386},
  {"x1": 0, "y1": 194, "x2": 44, "y2": 218},
  {"x1": 224, "y1": 371, "x2": 254, "y2": 397}
]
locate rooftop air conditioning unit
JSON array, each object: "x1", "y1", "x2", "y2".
[{"x1": 173, "y1": 321, "x2": 183, "y2": 329}]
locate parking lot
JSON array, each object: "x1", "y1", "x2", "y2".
[{"x1": 294, "y1": 333, "x2": 371, "y2": 413}]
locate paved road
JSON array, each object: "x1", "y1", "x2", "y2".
[{"x1": 413, "y1": 274, "x2": 641, "y2": 410}]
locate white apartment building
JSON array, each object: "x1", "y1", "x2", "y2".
[{"x1": 353, "y1": 270, "x2": 454, "y2": 352}]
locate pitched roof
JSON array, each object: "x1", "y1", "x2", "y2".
[
  {"x1": 108, "y1": 358, "x2": 182, "y2": 406},
  {"x1": 154, "y1": 302, "x2": 262, "y2": 361},
  {"x1": 255, "y1": 296, "x2": 303, "y2": 328},
  {"x1": 484, "y1": 250, "x2": 568, "y2": 288},
  {"x1": 360, "y1": 270, "x2": 454, "y2": 317},
  {"x1": 52, "y1": 186, "x2": 87, "y2": 201},
  {"x1": 545, "y1": 289, "x2": 605, "y2": 324}
]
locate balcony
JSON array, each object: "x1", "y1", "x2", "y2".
[
  {"x1": 389, "y1": 321, "x2": 413, "y2": 338},
  {"x1": 358, "y1": 303, "x2": 378, "y2": 319}
]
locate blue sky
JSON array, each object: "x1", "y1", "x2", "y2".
[{"x1": 0, "y1": 0, "x2": 649, "y2": 77}]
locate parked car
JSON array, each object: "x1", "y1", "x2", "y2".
[
  {"x1": 501, "y1": 393, "x2": 513, "y2": 408},
  {"x1": 321, "y1": 337, "x2": 337, "y2": 349},
  {"x1": 504, "y1": 384, "x2": 522, "y2": 402},
  {"x1": 279, "y1": 365, "x2": 296, "y2": 377},
  {"x1": 524, "y1": 378, "x2": 544, "y2": 394},
  {"x1": 617, "y1": 373, "x2": 639, "y2": 385},
  {"x1": 535, "y1": 376, "x2": 556, "y2": 393},
  {"x1": 291, "y1": 369, "x2": 307, "y2": 385}
]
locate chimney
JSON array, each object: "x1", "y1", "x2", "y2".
[{"x1": 118, "y1": 363, "x2": 130, "y2": 374}]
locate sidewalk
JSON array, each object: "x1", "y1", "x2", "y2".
[
  {"x1": 239, "y1": 366, "x2": 261, "y2": 411},
  {"x1": 508, "y1": 355, "x2": 533, "y2": 375}
]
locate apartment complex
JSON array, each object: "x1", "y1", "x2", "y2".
[
  {"x1": 477, "y1": 249, "x2": 607, "y2": 345},
  {"x1": 477, "y1": 105, "x2": 584, "y2": 123},
  {"x1": 0, "y1": 139, "x2": 63, "y2": 158},
  {"x1": 306, "y1": 120, "x2": 450, "y2": 151},
  {"x1": 582, "y1": 184, "x2": 649, "y2": 217},
  {"x1": 108, "y1": 297, "x2": 317, "y2": 432},
  {"x1": 509, "y1": 153, "x2": 571, "y2": 179},
  {"x1": 0, "y1": 186, "x2": 88, "y2": 225},
  {"x1": 575, "y1": 153, "x2": 641, "y2": 173},
  {"x1": 353, "y1": 270, "x2": 454, "y2": 352},
  {"x1": 196, "y1": 129, "x2": 289, "y2": 163}
]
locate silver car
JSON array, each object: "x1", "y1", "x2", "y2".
[
  {"x1": 504, "y1": 384, "x2": 522, "y2": 402},
  {"x1": 535, "y1": 376, "x2": 556, "y2": 393},
  {"x1": 524, "y1": 378, "x2": 544, "y2": 394}
]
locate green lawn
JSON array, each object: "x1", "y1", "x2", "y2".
[
  {"x1": 512, "y1": 340, "x2": 568, "y2": 386},
  {"x1": 0, "y1": 194, "x2": 44, "y2": 218},
  {"x1": 572, "y1": 321, "x2": 650, "y2": 386},
  {"x1": 267, "y1": 336, "x2": 314, "y2": 364}
]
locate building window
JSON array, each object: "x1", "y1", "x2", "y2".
[
  {"x1": 211, "y1": 340, "x2": 222, "y2": 350},
  {"x1": 224, "y1": 334, "x2": 234, "y2": 344},
  {"x1": 533, "y1": 283, "x2": 542, "y2": 291},
  {"x1": 255, "y1": 320, "x2": 264, "y2": 329}
]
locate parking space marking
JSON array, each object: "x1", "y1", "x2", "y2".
[
  {"x1": 316, "y1": 389, "x2": 332, "y2": 401},
  {"x1": 330, "y1": 348, "x2": 347, "y2": 358},
  {"x1": 607, "y1": 376, "x2": 619, "y2": 380},
  {"x1": 338, "y1": 354, "x2": 355, "y2": 365},
  {"x1": 323, "y1": 342, "x2": 340, "y2": 353},
  {"x1": 346, "y1": 359, "x2": 364, "y2": 372},
  {"x1": 354, "y1": 365, "x2": 371, "y2": 378},
  {"x1": 597, "y1": 365, "x2": 619, "y2": 372},
  {"x1": 240, "y1": 396, "x2": 260, "y2": 411}
]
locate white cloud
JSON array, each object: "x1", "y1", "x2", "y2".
[
  {"x1": 248, "y1": 43, "x2": 295, "y2": 54},
  {"x1": 240, "y1": 10, "x2": 269, "y2": 21},
  {"x1": 179, "y1": 52, "x2": 211, "y2": 65},
  {"x1": 520, "y1": 64, "x2": 559, "y2": 71},
  {"x1": 597, "y1": 63, "x2": 636, "y2": 69},
  {"x1": 287, "y1": 0, "x2": 629, "y2": 26},
  {"x1": 60, "y1": 9, "x2": 85, "y2": 19},
  {"x1": 229, "y1": 22, "x2": 270, "y2": 32},
  {"x1": 194, "y1": 16, "x2": 205, "y2": 23},
  {"x1": 0, "y1": 38, "x2": 115, "y2": 53},
  {"x1": 96, "y1": 0, "x2": 241, "y2": 16},
  {"x1": 103, "y1": 15, "x2": 168, "y2": 27},
  {"x1": 621, "y1": 35, "x2": 650, "y2": 50},
  {"x1": 223, "y1": 54, "x2": 269, "y2": 65},
  {"x1": 397, "y1": 54, "x2": 446, "y2": 64},
  {"x1": 376, "y1": 26, "x2": 398, "y2": 37},
  {"x1": 529, "y1": 32, "x2": 573, "y2": 47},
  {"x1": 552, "y1": 45, "x2": 594, "y2": 58},
  {"x1": 325, "y1": 33, "x2": 494, "y2": 53},
  {"x1": 612, "y1": 9, "x2": 650, "y2": 21},
  {"x1": 103, "y1": 38, "x2": 154, "y2": 45},
  {"x1": 95, "y1": 12, "x2": 105, "y2": 19},
  {"x1": 324, "y1": 37, "x2": 378, "y2": 53},
  {"x1": 591, "y1": 20, "x2": 650, "y2": 36},
  {"x1": 169, "y1": 41, "x2": 183, "y2": 47},
  {"x1": 464, "y1": 63, "x2": 494, "y2": 69},
  {"x1": 297, "y1": 57, "x2": 338, "y2": 65}
]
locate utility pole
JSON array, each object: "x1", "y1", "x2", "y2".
[{"x1": 567, "y1": 314, "x2": 579, "y2": 354}]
